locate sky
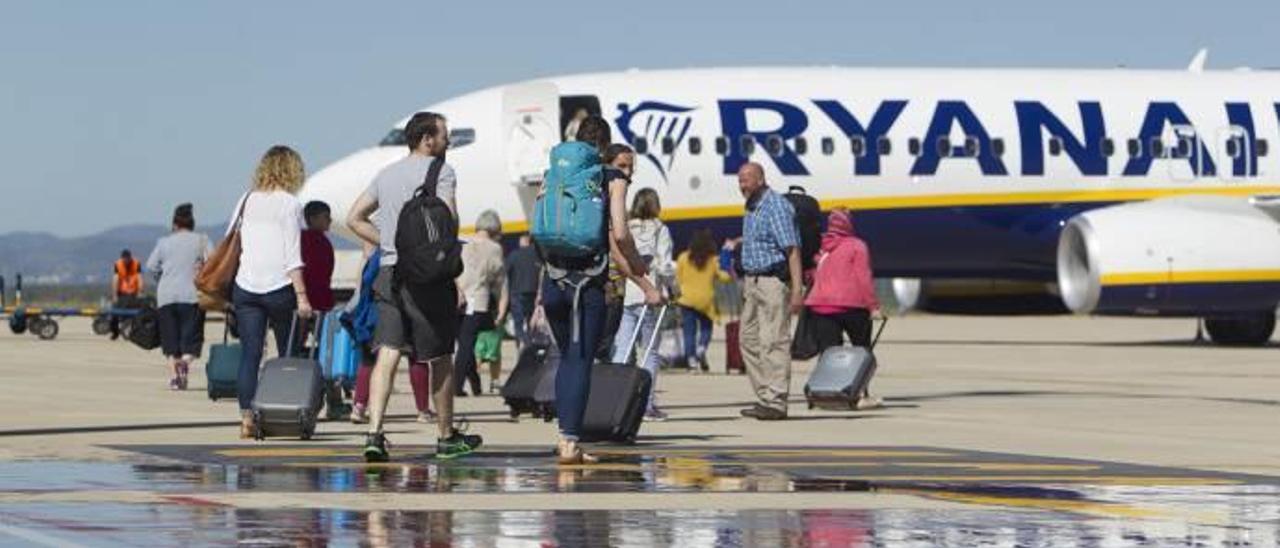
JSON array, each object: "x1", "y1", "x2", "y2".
[{"x1": 2, "y1": 1, "x2": 1280, "y2": 236}]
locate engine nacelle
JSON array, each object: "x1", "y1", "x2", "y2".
[
  {"x1": 1056, "y1": 196, "x2": 1280, "y2": 316},
  {"x1": 890, "y1": 278, "x2": 1065, "y2": 315}
]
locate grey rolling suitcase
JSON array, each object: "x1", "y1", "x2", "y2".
[
  {"x1": 251, "y1": 317, "x2": 324, "y2": 440},
  {"x1": 803, "y1": 318, "x2": 888, "y2": 410}
]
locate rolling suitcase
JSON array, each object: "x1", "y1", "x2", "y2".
[
  {"x1": 579, "y1": 305, "x2": 666, "y2": 444},
  {"x1": 251, "y1": 317, "x2": 324, "y2": 440},
  {"x1": 725, "y1": 321, "x2": 744, "y2": 374},
  {"x1": 804, "y1": 318, "x2": 888, "y2": 410},
  {"x1": 502, "y1": 343, "x2": 554, "y2": 419},
  {"x1": 318, "y1": 310, "x2": 358, "y2": 389},
  {"x1": 206, "y1": 319, "x2": 240, "y2": 401}
]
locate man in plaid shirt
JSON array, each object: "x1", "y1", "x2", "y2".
[{"x1": 736, "y1": 162, "x2": 804, "y2": 420}]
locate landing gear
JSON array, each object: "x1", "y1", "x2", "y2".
[{"x1": 1204, "y1": 312, "x2": 1276, "y2": 347}]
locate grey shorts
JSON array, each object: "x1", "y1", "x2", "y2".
[{"x1": 372, "y1": 266, "x2": 459, "y2": 360}]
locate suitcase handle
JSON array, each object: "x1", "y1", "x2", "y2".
[
  {"x1": 869, "y1": 316, "x2": 889, "y2": 351},
  {"x1": 621, "y1": 304, "x2": 668, "y2": 367},
  {"x1": 284, "y1": 314, "x2": 323, "y2": 359}
]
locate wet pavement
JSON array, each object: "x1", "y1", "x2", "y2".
[{"x1": 1, "y1": 445, "x2": 1278, "y2": 546}]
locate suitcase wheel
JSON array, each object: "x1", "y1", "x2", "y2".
[{"x1": 509, "y1": 408, "x2": 520, "y2": 419}]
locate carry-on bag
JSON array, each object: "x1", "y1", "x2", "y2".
[
  {"x1": 318, "y1": 310, "x2": 358, "y2": 389},
  {"x1": 206, "y1": 317, "x2": 240, "y2": 401},
  {"x1": 579, "y1": 305, "x2": 667, "y2": 444},
  {"x1": 502, "y1": 343, "x2": 554, "y2": 419},
  {"x1": 251, "y1": 317, "x2": 325, "y2": 440},
  {"x1": 803, "y1": 317, "x2": 888, "y2": 410}
]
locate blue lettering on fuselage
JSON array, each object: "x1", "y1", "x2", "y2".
[
  {"x1": 813, "y1": 99, "x2": 907, "y2": 176},
  {"x1": 1015, "y1": 101, "x2": 1107, "y2": 176},
  {"x1": 693, "y1": 98, "x2": 1259, "y2": 178}
]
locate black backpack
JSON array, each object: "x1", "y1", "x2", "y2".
[
  {"x1": 784, "y1": 185, "x2": 822, "y2": 271},
  {"x1": 394, "y1": 157, "x2": 463, "y2": 286}
]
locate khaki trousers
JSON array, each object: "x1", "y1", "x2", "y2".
[{"x1": 741, "y1": 275, "x2": 793, "y2": 413}]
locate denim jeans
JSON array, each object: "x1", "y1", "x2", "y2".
[
  {"x1": 454, "y1": 311, "x2": 493, "y2": 395},
  {"x1": 510, "y1": 292, "x2": 537, "y2": 348},
  {"x1": 611, "y1": 304, "x2": 659, "y2": 411},
  {"x1": 681, "y1": 306, "x2": 713, "y2": 361},
  {"x1": 232, "y1": 284, "x2": 298, "y2": 411},
  {"x1": 541, "y1": 275, "x2": 606, "y2": 439}
]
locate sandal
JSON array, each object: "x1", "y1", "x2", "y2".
[
  {"x1": 239, "y1": 417, "x2": 257, "y2": 440},
  {"x1": 557, "y1": 439, "x2": 599, "y2": 466}
]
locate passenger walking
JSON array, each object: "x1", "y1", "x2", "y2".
[
  {"x1": 804, "y1": 208, "x2": 883, "y2": 409},
  {"x1": 504, "y1": 234, "x2": 542, "y2": 349},
  {"x1": 735, "y1": 162, "x2": 803, "y2": 421},
  {"x1": 597, "y1": 144, "x2": 637, "y2": 360},
  {"x1": 301, "y1": 201, "x2": 336, "y2": 313},
  {"x1": 674, "y1": 229, "x2": 732, "y2": 374},
  {"x1": 346, "y1": 111, "x2": 482, "y2": 461},
  {"x1": 230, "y1": 145, "x2": 313, "y2": 438},
  {"x1": 455, "y1": 210, "x2": 509, "y2": 397},
  {"x1": 535, "y1": 117, "x2": 662, "y2": 464},
  {"x1": 609, "y1": 188, "x2": 674, "y2": 421},
  {"x1": 109, "y1": 249, "x2": 145, "y2": 340},
  {"x1": 144, "y1": 203, "x2": 210, "y2": 390}
]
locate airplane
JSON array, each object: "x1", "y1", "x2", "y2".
[{"x1": 301, "y1": 53, "x2": 1280, "y2": 346}]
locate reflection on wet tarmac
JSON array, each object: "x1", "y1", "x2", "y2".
[{"x1": 1, "y1": 446, "x2": 1278, "y2": 546}]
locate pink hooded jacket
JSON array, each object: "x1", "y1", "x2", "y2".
[{"x1": 804, "y1": 209, "x2": 879, "y2": 313}]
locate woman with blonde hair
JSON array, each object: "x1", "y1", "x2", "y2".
[{"x1": 229, "y1": 145, "x2": 312, "y2": 438}]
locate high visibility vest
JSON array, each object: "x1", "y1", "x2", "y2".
[{"x1": 115, "y1": 259, "x2": 141, "y2": 295}]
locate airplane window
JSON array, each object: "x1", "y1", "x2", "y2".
[
  {"x1": 379, "y1": 128, "x2": 407, "y2": 147},
  {"x1": 1225, "y1": 138, "x2": 1241, "y2": 159},
  {"x1": 821, "y1": 137, "x2": 835, "y2": 156},
  {"x1": 633, "y1": 136, "x2": 650, "y2": 155},
  {"x1": 964, "y1": 137, "x2": 980, "y2": 157},
  {"x1": 689, "y1": 137, "x2": 702, "y2": 155},
  {"x1": 765, "y1": 135, "x2": 784, "y2": 157},
  {"x1": 1044, "y1": 138, "x2": 1064, "y2": 157},
  {"x1": 909, "y1": 138, "x2": 921, "y2": 157},
  {"x1": 1149, "y1": 137, "x2": 1165, "y2": 158},
  {"x1": 715, "y1": 137, "x2": 728, "y2": 156},
  {"x1": 936, "y1": 137, "x2": 951, "y2": 158},
  {"x1": 740, "y1": 135, "x2": 756, "y2": 156},
  {"x1": 1174, "y1": 137, "x2": 1192, "y2": 159},
  {"x1": 1257, "y1": 139, "x2": 1269, "y2": 157},
  {"x1": 850, "y1": 136, "x2": 865, "y2": 158},
  {"x1": 1101, "y1": 138, "x2": 1115, "y2": 157},
  {"x1": 448, "y1": 128, "x2": 476, "y2": 149},
  {"x1": 794, "y1": 137, "x2": 808, "y2": 156},
  {"x1": 878, "y1": 137, "x2": 892, "y2": 156},
  {"x1": 661, "y1": 136, "x2": 676, "y2": 155},
  {"x1": 991, "y1": 138, "x2": 1005, "y2": 157},
  {"x1": 1127, "y1": 138, "x2": 1142, "y2": 157}
]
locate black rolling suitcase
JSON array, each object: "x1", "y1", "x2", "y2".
[
  {"x1": 579, "y1": 305, "x2": 666, "y2": 444},
  {"x1": 502, "y1": 343, "x2": 559, "y2": 419},
  {"x1": 251, "y1": 317, "x2": 324, "y2": 440}
]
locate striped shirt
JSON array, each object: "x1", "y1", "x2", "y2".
[{"x1": 741, "y1": 187, "x2": 799, "y2": 274}]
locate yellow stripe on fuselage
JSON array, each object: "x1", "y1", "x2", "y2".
[
  {"x1": 461, "y1": 185, "x2": 1280, "y2": 234},
  {"x1": 1101, "y1": 269, "x2": 1280, "y2": 286}
]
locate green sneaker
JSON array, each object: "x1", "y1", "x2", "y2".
[
  {"x1": 363, "y1": 432, "x2": 390, "y2": 463},
  {"x1": 435, "y1": 428, "x2": 483, "y2": 460}
]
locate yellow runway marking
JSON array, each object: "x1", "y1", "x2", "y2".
[
  {"x1": 824, "y1": 475, "x2": 1240, "y2": 486},
  {"x1": 594, "y1": 449, "x2": 953, "y2": 458},
  {"x1": 216, "y1": 448, "x2": 356, "y2": 458}
]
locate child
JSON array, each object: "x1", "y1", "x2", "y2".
[{"x1": 302, "y1": 201, "x2": 347, "y2": 419}]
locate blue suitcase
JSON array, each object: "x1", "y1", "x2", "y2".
[{"x1": 317, "y1": 311, "x2": 358, "y2": 389}]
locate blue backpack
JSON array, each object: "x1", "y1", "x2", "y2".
[{"x1": 531, "y1": 141, "x2": 607, "y2": 265}]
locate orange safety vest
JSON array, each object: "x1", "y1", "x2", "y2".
[{"x1": 115, "y1": 258, "x2": 142, "y2": 295}]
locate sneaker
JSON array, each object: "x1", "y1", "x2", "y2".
[
  {"x1": 326, "y1": 403, "x2": 352, "y2": 421},
  {"x1": 416, "y1": 411, "x2": 437, "y2": 424},
  {"x1": 350, "y1": 404, "x2": 368, "y2": 424},
  {"x1": 362, "y1": 432, "x2": 390, "y2": 463},
  {"x1": 168, "y1": 377, "x2": 181, "y2": 391},
  {"x1": 739, "y1": 404, "x2": 787, "y2": 421},
  {"x1": 643, "y1": 408, "x2": 668, "y2": 422},
  {"x1": 489, "y1": 381, "x2": 502, "y2": 394},
  {"x1": 436, "y1": 428, "x2": 483, "y2": 460},
  {"x1": 177, "y1": 361, "x2": 190, "y2": 390}
]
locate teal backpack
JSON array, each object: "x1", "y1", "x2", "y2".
[{"x1": 531, "y1": 141, "x2": 607, "y2": 265}]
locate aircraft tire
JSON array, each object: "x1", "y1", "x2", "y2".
[
  {"x1": 35, "y1": 318, "x2": 59, "y2": 341},
  {"x1": 1205, "y1": 313, "x2": 1276, "y2": 347}
]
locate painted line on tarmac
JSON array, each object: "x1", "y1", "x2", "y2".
[{"x1": 0, "y1": 521, "x2": 88, "y2": 548}]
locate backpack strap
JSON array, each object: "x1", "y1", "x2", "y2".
[{"x1": 418, "y1": 155, "x2": 446, "y2": 198}]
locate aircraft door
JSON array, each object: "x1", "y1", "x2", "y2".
[
  {"x1": 1217, "y1": 126, "x2": 1252, "y2": 181},
  {"x1": 502, "y1": 81, "x2": 560, "y2": 186},
  {"x1": 1168, "y1": 125, "x2": 1204, "y2": 181}
]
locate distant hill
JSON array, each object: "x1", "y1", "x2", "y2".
[{"x1": 0, "y1": 222, "x2": 352, "y2": 286}]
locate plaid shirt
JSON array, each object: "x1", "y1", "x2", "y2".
[{"x1": 741, "y1": 187, "x2": 799, "y2": 274}]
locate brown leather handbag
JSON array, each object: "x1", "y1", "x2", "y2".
[{"x1": 196, "y1": 194, "x2": 248, "y2": 311}]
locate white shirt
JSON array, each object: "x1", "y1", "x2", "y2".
[
  {"x1": 623, "y1": 219, "x2": 674, "y2": 306},
  {"x1": 231, "y1": 190, "x2": 305, "y2": 294}
]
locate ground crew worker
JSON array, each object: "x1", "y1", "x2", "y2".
[{"x1": 110, "y1": 249, "x2": 145, "y2": 340}]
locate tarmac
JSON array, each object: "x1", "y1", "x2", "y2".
[{"x1": 1, "y1": 314, "x2": 1278, "y2": 546}]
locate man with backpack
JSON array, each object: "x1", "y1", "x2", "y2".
[
  {"x1": 345, "y1": 111, "x2": 481, "y2": 462},
  {"x1": 736, "y1": 162, "x2": 804, "y2": 421},
  {"x1": 531, "y1": 115, "x2": 663, "y2": 465}
]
